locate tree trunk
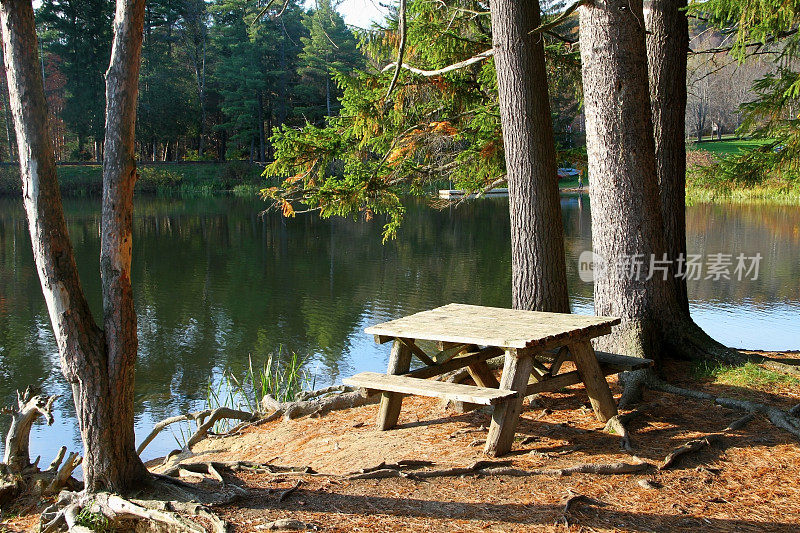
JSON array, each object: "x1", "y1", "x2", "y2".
[
  {"x1": 96, "y1": 0, "x2": 149, "y2": 492},
  {"x1": 489, "y1": 0, "x2": 570, "y2": 313},
  {"x1": 0, "y1": 0, "x2": 150, "y2": 494},
  {"x1": 257, "y1": 91, "x2": 265, "y2": 163},
  {"x1": 578, "y1": 0, "x2": 678, "y2": 359},
  {"x1": 646, "y1": 0, "x2": 742, "y2": 362},
  {"x1": 646, "y1": 0, "x2": 689, "y2": 313}
]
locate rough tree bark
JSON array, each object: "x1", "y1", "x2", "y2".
[
  {"x1": 490, "y1": 0, "x2": 570, "y2": 313},
  {"x1": 0, "y1": 0, "x2": 150, "y2": 493},
  {"x1": 579, "y1": 0, "x2": 747, "y2": 368},
  {"x1": 645, "y1": 0, "x2": 743, "y2": 363},
  {"x1": 646, "y1": 0, "x2": 689, "y2": 314}
]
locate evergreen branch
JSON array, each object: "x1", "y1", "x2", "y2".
[
  {"x1": 381, "y1": 48, "x2": 494, "y2": 77},
  {"x1": 386, "y1": 0, "x2": 408, "y2": 98}
]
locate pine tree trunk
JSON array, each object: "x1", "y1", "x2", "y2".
[
  {"x1": 489, "y1": 0, "x2": 569, "y2": 312},
  {"x1": 0, "y1": 0, "x2": 150, "y2": 493},
  {"x1": 645, "y1": 0, "x2": 743, "y2": 362},
  {"x1": 646, "y1": 0, "x2": 689, "y2": 313},
  {"x1": 578, "y1": 0, "x2": 678, "y2": 359}
]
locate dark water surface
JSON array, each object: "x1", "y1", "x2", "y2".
[{"x1": 1, "y1": 195, "x2": 798, "y2": 464}]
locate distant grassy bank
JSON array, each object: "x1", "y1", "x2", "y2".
[
  {"x1": 685, "y1": 137, "x2": 800, "y2": 205},
  {"x1": 0, "y1": 161, "x2": 266, "y2": 197}
]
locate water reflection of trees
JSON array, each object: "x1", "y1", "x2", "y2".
[{"x1": 1, "y1": 196, "x2": 798, "y2": 443}]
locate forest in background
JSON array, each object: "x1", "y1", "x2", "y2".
[{"x1": 0, "y1": 0, "x2": 773, "y2": 168}]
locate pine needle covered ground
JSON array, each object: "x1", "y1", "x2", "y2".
[{"x1": 3, "y1": 354, "x2": 799, "y2": 532}]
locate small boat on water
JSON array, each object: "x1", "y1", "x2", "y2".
[
  {"x1": 438, "y1": 188, "x2": 509, "y2": 199},
  {"x1": 557, "y1": 167, "x2": 580, "y2": 178}
]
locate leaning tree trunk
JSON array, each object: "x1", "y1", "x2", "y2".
[
  {"x1": 578, "y1": 0, "x2": 679, "y2": 360},
  {"x1": 645, "y1": 0, "x2": 744, "y2": 363},
  {"x1": 0, "y1": 0, "x2": 150, "y2": 493},
  {"x1": 489, "y1": 0, "x2": 570, "y2": 313}
]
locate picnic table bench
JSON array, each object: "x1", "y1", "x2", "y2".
[{"x1": 343, "y1": 303, "x2": 652, "y2": 456}]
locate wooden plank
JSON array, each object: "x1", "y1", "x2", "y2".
[
  {"x1": 398, "y1": 337, "x2": 436, "y2": 366},
  {"x1": 376, "y1": 340, "x2": 413, "y2": 430},
  {"x1": 343, "y1": 372, "x2": 517, "y2": 406},
  {"x1": 525, "y1": 370, "x2": 582, "y2": 395},
  {"x1": 594, "y1": 351, "x2": 653, "y2": 371},
  {"x1": 468, "y1": 361, "x2": 500, "y2": 389},
  {"x1": 548, "y1": 345, "x2": 572, "y2": 375},
  {"x1": 365, "y1": 304, "x2": 620, "y2": 349},
  {"x1": 569, "y1": 341, "x2": 617, "y2": 423},
  {"x1": 485, "y1": 349, "x2": 535, "y2": 456},
  {"x1": 405, "y1": 346, "x2": 504, "y2": 379},
  {"x1": 433, "y1": 343, "x2": 470, "y2": 364}
]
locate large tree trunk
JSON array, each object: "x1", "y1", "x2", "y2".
[
  {"x1": 489, "y1": 0, "x2": 570, "y2": 313},
  {"x1": 578, "y1": 0, "x2": 678, "y2": 359},
  {"x1": 0, "y1": 0, "x2": 150, "y2": 494},
  {"x1": 646, "y1": 0, "x2": 742, "y2": 362}
]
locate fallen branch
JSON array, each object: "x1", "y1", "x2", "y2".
[
  {"x1": 257, "y1": 388, "x2": 380, "y2": 424},
  {"x1": 660, "y1": 413, "x2": 756, "y2": 470},
  {"x1": 138, "y1": 407, "x2": 257, "y2": 455}
]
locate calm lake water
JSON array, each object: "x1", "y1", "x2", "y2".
[{"x1": 1, "y1": 195, "x2": 799, "y2": 465}]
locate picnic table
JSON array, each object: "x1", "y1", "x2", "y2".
[{"x1": 344, "y1": 303, "x2": 652, "y2": 456}]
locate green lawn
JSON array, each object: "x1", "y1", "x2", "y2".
[{"x1": 688, "y1": 137, "x2": 771, "y2": 156}]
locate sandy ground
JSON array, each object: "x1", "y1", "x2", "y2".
[{"x1": 3, "y1": 355, "x2": 800, "y2": 532}]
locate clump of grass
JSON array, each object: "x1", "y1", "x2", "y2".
[
  {"x1": 693, "y1": 361, "x2": 800, "y2": 388},
  {"x1": 170, "y1": 349, "x2": 314, "y2": 446},
  {"x1": 75, "y1": 504, "x2": 113, "y2": 533}
]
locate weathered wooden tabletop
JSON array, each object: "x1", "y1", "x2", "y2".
[{"x1": 365, "y1": 303, "x2": 621, "y2": 349}]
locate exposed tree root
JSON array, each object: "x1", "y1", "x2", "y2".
[
  {"x1": 603, "y1": 404, "x2": 654, "y2": 452},
  {"x1": 258, "y1": 518, "x2": 320, "y2": 530},
  {"x1": 40, "y1": 488, "x2": 231, "y2": 533},
  {"x1": 346, "y1": 458, "x2": 649, "y2": 480},
  {"x1": 138, "y1": 407, "x2": 258, "y2": 455},
  {"x1": 1, "y1": 387, "x2": 82, "y2": 507},
  {"x1": 649, "y1": 378, "x2": 800, "y2": 438},
  {"x1": 660, "y1": 413, "x2": 756, "y2": 470}
]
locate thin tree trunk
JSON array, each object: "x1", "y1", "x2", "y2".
[
  {"x1": 0, "y1": 0, "x2": 151, "y2": 494},
  {"x1": 257, "y1": 91, "x2": 265, "y2": 163},
  {"x1": 94, "y1": 0, "x2": 150, "y2": 492},
  {"x1": 646, "y1": 0, "x2": 741, "y2": 362},
  {"x1": 647, "y1": 0, "x2": 689, "y2": 313},
  {"x1": 489, "y1": 0, "x2": 570, "y2": 312}
]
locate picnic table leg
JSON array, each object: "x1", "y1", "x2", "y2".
[
  {"x1": 484, "y1": 349, "x2": 534, "y2": 456},
  {"x1": 569, "y1": 340, "x2": 618, "y2": 422},
  {"x1": 376, "y1": 338, "x2": 413, "y2": 430}
]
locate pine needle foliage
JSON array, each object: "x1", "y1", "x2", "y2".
[{"x1": 264, "y1": 0, "x2": 583, "y2": 241}]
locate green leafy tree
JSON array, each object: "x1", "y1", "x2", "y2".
[
  {"x1": 37, "y1": 0, "x2": 114, "y2": 159},
  {"x1": 265, "y1": 0, "x2": 582, "y2": 239}
]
